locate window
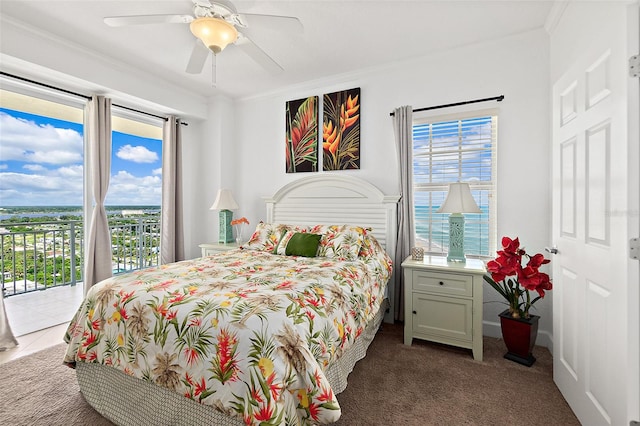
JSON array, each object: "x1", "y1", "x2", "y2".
[
  {"x1": 107, "y1": 109, "x2": 163, "y2": 206},
  {"x1": 107, "y1": 109, "x2": 163, "y2": 273},
  {"x1": 0, "y1": 88, "x2": 86, "y2": 206},
  {"x1": 412, "y1": 111, "x2": 497, "y2": 257},
  {"x1": 0, "y1": 87, "x2": 86, "y2": 294},
  {"x1": 0, "y1": 80, "x2": 164, "y2": 294}
]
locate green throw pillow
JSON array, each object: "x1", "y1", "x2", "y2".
[{"x1": 285, "y1": 233, "x2": 321, "y2": 257}]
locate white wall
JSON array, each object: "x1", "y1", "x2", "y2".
[
  {"x1": 217, "y1": 28, "x2": 554, "y2": 346},
  {"x1": 184, "y1": 95, "x2": 238, "y2": 254}
]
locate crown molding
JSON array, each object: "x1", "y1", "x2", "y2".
[{"x1": 544, "y1": 1, "x2": 569, "y2": 35}]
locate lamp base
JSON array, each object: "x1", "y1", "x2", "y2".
[
  {"x1": 219, "y1": 209, "x2": 234, "y2": 244},
  {"x1": 446, "y1": 213, "x2": 466, "y2": 263}
]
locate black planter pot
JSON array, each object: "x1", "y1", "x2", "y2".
[{"x1": 499, "y1": 309, "x2": 539, "y2": 367}]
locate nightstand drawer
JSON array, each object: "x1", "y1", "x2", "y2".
[
  {"x1": 411, "y1": 270, "x2": 473, "y2": 297},
  {"x1": 199, "y1": 243, "x2": 240, "y2": 257},
  {"x1": 202, "y1": 247, "x2": 220, "y2": 256}
]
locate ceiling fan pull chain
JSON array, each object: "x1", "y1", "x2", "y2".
[{"x1": 212, "y1": 53, "x2": 217, "y2": 88}]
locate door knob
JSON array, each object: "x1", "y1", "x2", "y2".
[{"x1": 545, "y1": 246, "x2": 558, "y2": 254}]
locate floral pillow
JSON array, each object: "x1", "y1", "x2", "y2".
[
  {"x1": 243, "y1": 222, "x2": 291, "y2": 253},
  {"x1": 275, "y1": 229, "x2": 296, "y2": 255},
  {"x1": 308, "y1": 224, "x2": 367, "y2": 261},
  {"x1": 358, "y1": 233, "x2": 393, "y2": 279},
  {"x1": 357, "y1": 229, "x2": 376, "y2": 258}
]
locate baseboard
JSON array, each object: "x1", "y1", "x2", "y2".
[{"x1": 483, "y1": 320, "x2": 554, "y2": 356}]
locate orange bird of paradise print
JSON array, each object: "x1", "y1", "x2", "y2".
[{"x1": 323, "y1": 88, "x2": 360, "y2": 170}]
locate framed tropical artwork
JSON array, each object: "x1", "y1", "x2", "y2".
[
  {"x1": 322, "y1": 88, "x2": 360, "y2": 170},
  {"x1": 285, "y1": 96, "x2": 318, "y2": 173}
]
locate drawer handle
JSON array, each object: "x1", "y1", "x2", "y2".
[
  {"x1": 439, "y1": 281, "x2": 444, "y2": 286},
  {"x1": 412, "y1": 310, "x2": 417, "y2": 314}
]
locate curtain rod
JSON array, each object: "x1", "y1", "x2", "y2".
[
  {"x1": 1, "y1": 71, "x2": 91, "y2": 100},
  {"x1": 389, "y1": 95, "x2": 504, "y2": 116},
  {"x1": 0, "y1": 71, "x2": 187, "y2": 125}
]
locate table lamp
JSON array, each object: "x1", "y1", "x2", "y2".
[
  {"x1": 210, "y1": 189, "x2": 239, "y2": 243},
  {"x1": 436, "y1": 182, "x2": 481, "y2": 263}
]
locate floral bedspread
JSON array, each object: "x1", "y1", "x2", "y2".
[{"x1": 63, "y1": 246, "x2": 391, "y2": 425}]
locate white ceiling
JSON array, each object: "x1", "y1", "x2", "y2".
[{"x1": 0, "y1": 0, "x2": 556, "y2": 99}]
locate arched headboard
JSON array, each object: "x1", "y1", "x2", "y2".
[{"x1": 264, "y1": 175, "x2": 400, "y2": 322}]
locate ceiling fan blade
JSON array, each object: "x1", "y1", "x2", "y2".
[
  {"x1": 185, "y1": 40, "x2": 210, "y2": 74},
  {"x1": 104, "y1": 14, "x2": 194, "y2": 27},
  {"x1": 235, "y1": 34, "x2": 284, "y2": 74},
  {"x1": 239, "y1": 14, "x2": 303, "y2": 34}
]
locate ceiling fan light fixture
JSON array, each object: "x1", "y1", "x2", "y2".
[{"x1": 189, "y1": 17, "x2": 238, "y2": 54}]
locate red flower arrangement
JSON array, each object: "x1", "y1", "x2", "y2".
[
  {"x1": 230, "y1": 217, "x2": 249, "y2": 243},
  {"x1": 484, "y1": 236, "x2": 553, "y2": 319},
  {"x1": 230, "y1": 217, "x2": 249, "y2": 227}
]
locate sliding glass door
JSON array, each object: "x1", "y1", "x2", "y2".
[
  {"x1": 106, "y1": 110, "x2": 162, "y2": 274},
  {"x1": 0, "y1": 88, "x2": 86, "y2": 295},
  {"x1": 0, "y1": 85, "x2": 163, "y2": 295}
]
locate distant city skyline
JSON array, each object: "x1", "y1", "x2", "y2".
[{"x1": 0, "y1": 108, "x2": 162, "y2": 206}]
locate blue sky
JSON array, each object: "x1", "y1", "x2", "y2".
[{"x1": 0, "y1": 108, "x2": 162, "y2": 206}]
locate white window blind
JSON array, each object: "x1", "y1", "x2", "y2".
[{"x1": 412, "y1": 112, "x2": 497, "y2": 257}]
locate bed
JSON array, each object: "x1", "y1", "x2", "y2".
[{"x1": 63, "y1": 175, "x2": 399, "y2": 425}]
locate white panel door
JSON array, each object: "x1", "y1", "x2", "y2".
[{"x1": 551, "y1": 3, "x2": 639, "y2": 425}]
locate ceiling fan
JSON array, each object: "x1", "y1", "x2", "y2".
[{"x1": 103, "y1": 0, "x2": 303, "y2": 75}]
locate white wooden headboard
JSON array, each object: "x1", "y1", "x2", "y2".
[{"x1": 264, "y1": 175, "x2": 400, "y2": 322}]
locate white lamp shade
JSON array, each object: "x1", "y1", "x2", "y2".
[
  {"x1": 190, "y1": 17, "x2": 238, "y2": 54},
  {"x1": 210, "y1": 189, "x2": 239, "y2": 210},
  {"x1": 437, "y1": 182, "x2": 481, "y2": 213}
]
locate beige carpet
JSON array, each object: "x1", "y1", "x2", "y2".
[{"x1": 0, "y1": 323, "x2": 579, "y2": 425}]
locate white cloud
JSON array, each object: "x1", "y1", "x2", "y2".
[
  {"x1": 152, "y1": 167, "x2": 162, "y2": 175},
  {"x1": 0, "y1": 166, "x2": 163, "y2": 206},
  {"x1": 0, "y1": 112, "x2": 83, "y2": 165},
  {"x1": 0, "y1": 170, "x2": 84, "y2": 205},
  {"x1": 105, "y1": 170, "x2": 161, "y2": 205},
  {"x1": 0, "y1": 111, "x2": 161, "y2": 206},
  {"x1": 0, "y1": 172, "x2": 64, "y2": 191},
  {"x1": 0, "y1": 165, "x2": 85, "y2": 205},
  {"x1": 116, "y1": 144, "x2": 158, "y2": 163},
  {"x1": 57, "y1": 165, "x2": 83, "y2": 178},
  {"x1": 23, "y1": 164, "x2": 47, "y2": 171}
]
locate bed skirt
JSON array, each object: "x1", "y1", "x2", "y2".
[{"x1": 75, "y1": 299, "x2": 388, "y2": 425}]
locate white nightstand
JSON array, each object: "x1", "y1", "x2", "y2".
[
  {"x1": 402, "y1": 255, "x2": 485, "y2": 361},
  {"x1": 199, "y1": 242, "x2": 241, "y2": 256}
]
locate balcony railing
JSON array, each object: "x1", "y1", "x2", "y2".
[{"x1": 1, "y1": 217, "x2": 160, "y2": 297}]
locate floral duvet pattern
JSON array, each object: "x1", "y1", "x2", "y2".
[{"x1": 63, "y1": 244, "x2": 391, "y2": 425}]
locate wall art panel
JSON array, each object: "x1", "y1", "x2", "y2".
[
  {"x1": 323, "y1": 88, "x2": 360, "y2": 170},
  {"x1": 285, "y1": 96, "x2": 318, "y2": 173}
]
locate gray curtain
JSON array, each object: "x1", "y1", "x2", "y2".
[
  {"x1": 84, "y1": 95, "x2": 113, "y2": 296},
  {"x1": 393, "y1": 105, "x2": 414, "y2": 322},
  {"x1": 0, "y1": 292, "x2": 18, "y2": 350},
  {"x1": 160, "y1": 116, "x2": 185, "y2": 264}
]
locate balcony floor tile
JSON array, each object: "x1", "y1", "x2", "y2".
[{"x1": 4, "y1": 283, "x2": 84, "y2": 337}]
